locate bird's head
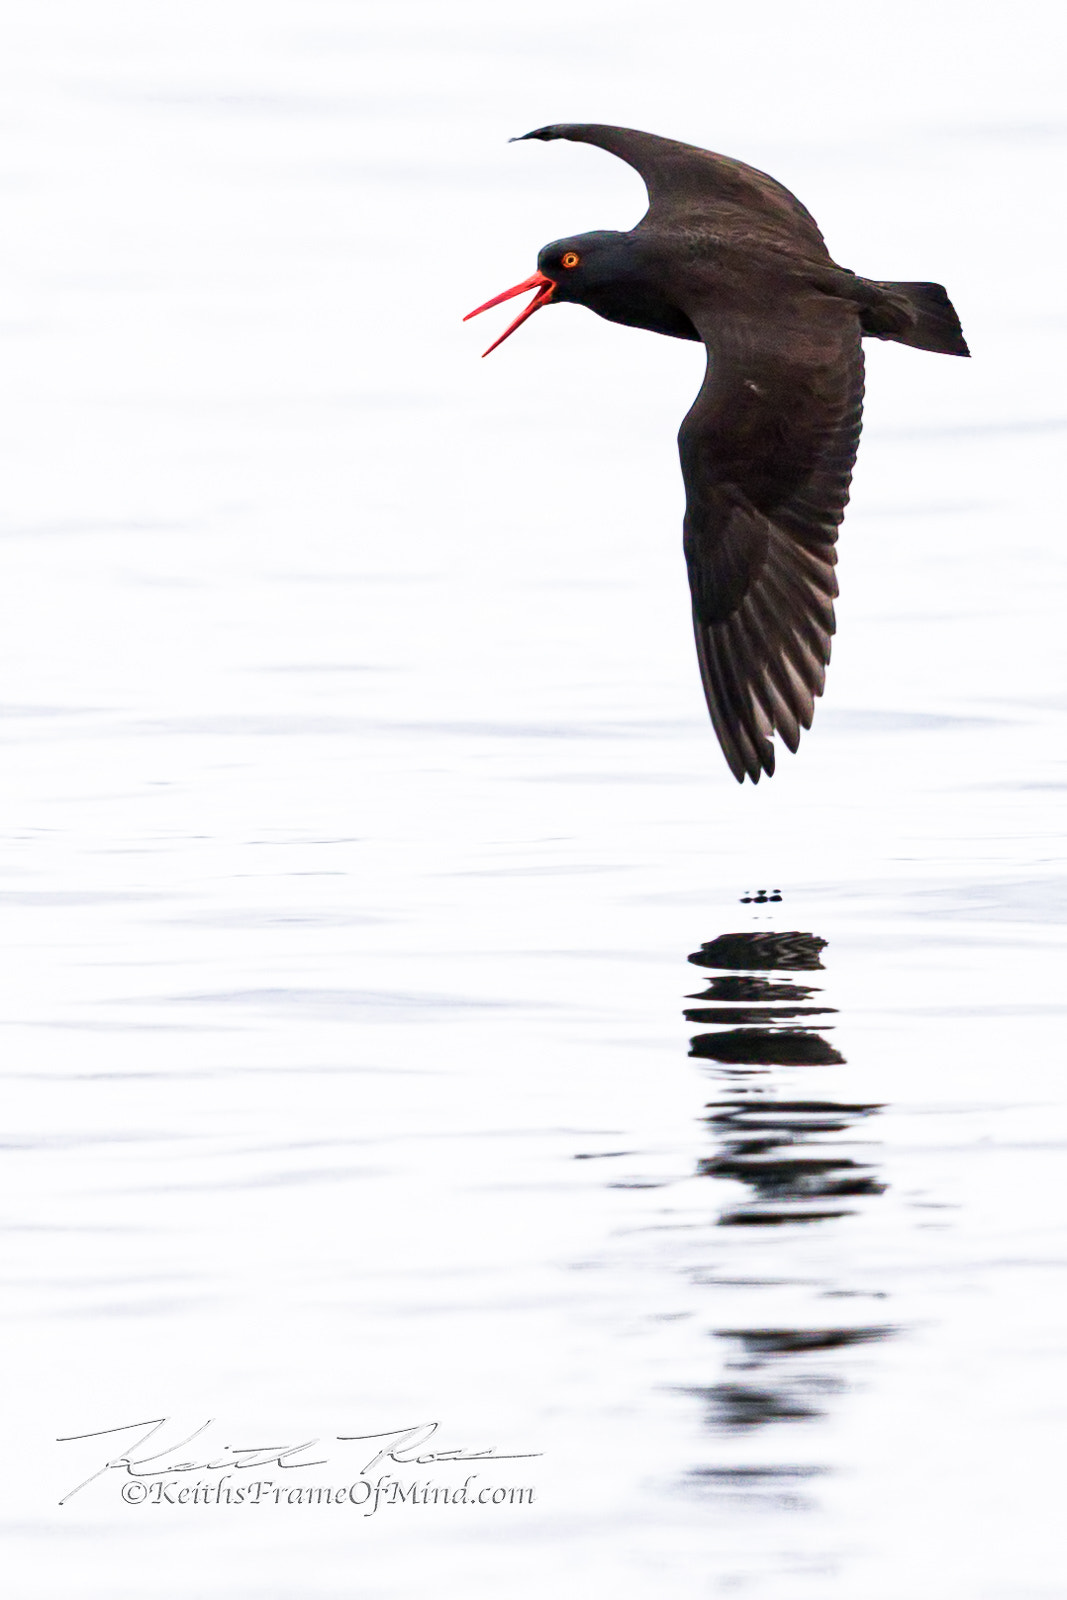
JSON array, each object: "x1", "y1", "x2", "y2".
[{"x1": 464, "y1": 230, "x2": 628, "y2": 355}]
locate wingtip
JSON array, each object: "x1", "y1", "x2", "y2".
[{"x1": 509, "y1": 126, "x2": 563, "y2": 144}]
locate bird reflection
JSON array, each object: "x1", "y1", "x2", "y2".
[
  {"x1": 686, "y1": 1377, "x2": 841, "y2": 1431},
  {"x1": 688, "y1": 930, "x2": 875, "y2": 1221},
  {"x1": 680, "y1": 919, "x2": 894, "y2": 1489},
  {"x1": 701, "y1": 1098, "x2": 884, "y2": 1219},
  {"x1": 690, "y1": 931, "x2": 828, "y2": 971},
  {"x1": 689, "y1": 1030, "x2": 845, "y2": 1066},
  {"x1": 688, "y1": 975, "x2": 821, "y2": 1002}
]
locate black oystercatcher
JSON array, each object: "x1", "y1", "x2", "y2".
[{"x1": 465, "y1": 124, "x2": 969, "y2": 783}]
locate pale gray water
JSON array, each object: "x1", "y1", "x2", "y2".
[{"x1": 2, "y1": 3, "x2": 1066, "y2": 1596}]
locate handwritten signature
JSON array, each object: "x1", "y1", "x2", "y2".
[{"x1": 57, "y1": 1418, "x2": 541, "y2": 1505}]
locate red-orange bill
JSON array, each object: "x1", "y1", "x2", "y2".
[{"x1": 464, "y1": 271, "x2": 556, "y2": 356}]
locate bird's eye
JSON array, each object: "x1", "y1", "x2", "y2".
[{"x1": 561, "y1": 251, "x2": 580, "y2": 268}]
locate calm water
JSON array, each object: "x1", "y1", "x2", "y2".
[{"x1": 3, "y1": 3, "x2": 1066, "y2": 1596}]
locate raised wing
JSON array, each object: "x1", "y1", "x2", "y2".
[
  {"x1": 515, "y1": 123, "x2": 830, "y2": 258},
  {"x1": 679, "y1": 294, "x2": 864, "y2": 782}
]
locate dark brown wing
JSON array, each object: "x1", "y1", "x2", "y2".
[
  {"x1": 679, "y1": 294, "x2": 864, "y2": 782},
  {"x1": 515, "y1": 123, "x2": 830, "y2": 258}
]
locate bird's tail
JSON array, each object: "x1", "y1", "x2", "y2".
[{"x1": 861, "y1": 280, "x2": 970, "y2": 357}]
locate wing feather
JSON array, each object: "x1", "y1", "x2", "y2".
[{"x1": 679, "y1": 297, "x2": 864, "y2": 781}]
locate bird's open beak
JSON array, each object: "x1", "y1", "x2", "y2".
[{"x1": 463, "y1": 271, "x2": 556, "y2": 356}]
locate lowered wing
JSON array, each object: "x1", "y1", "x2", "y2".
[{"x1": 678, "y1": 292, "x2": 864, "y2": 781}]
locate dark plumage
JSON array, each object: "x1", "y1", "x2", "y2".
[{"x1": 465, "y1": 124, "x2": 969, "y2": 782}]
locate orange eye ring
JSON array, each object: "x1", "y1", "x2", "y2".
[{"x1": 561, "y1": 251, "x2": 580, "y2": 269}]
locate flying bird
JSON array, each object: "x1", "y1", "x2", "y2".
[{"x1": 465, "y1": 124, "x2": 969, "y2": 782}]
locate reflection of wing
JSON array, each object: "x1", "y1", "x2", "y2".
[
  {"x1": 679, "y1": 296, "x2": 864, "y2": 782},
  {"x1": 516, "y1": 123, "x2": 829, "y2": 256}
]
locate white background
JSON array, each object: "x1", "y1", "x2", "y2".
[{"x1": 2, "y1": 2, "x2": 1065, "y2": 1596}]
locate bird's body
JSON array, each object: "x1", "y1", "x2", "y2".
[{"x1": 465, "y1": 124, "x2": 968, "y2": 782}]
